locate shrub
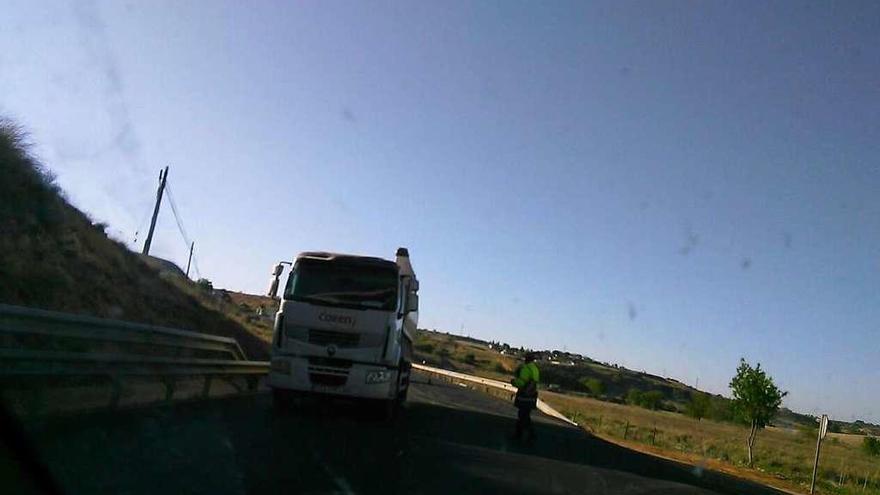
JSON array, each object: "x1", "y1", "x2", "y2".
[
  {"x1": 625, "y1": 388, "x2": 664, "y2": 410},
  {"x1": 626, "y1": 388, "x2": 643, "y2": 406},
  {"x1": 640, "y1": 391, "x2": 664, "y2": 410},
  {"x1": 493, "y1": 362, "x2": 507, "y2": 373},
  {"x1": 580, "y1": 378, "x2": 605, "y2": 396},
  {"x1": 863, "y1": 436, "x2": 880, "y2": 457},
  {"x1": 708, "y1": 397, "x2": 734, "y2": 422},
  {"x1": 415, "y1": 342, "x2": 435, "y2": 353},
  {"x1": 196, "y1": 278, "x2": 213, "y2": 291},
  {"x1": 686, "y1": 392, "x2": 711, "y2": 420},
  {"x1": 464, "y1": 353, "x2": 476, "y2": 365}
]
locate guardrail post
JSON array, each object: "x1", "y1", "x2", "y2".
[{"x1": 624, "y1": 420, "x2": 631, "y2": 440}]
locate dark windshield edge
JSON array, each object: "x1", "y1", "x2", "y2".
[{"x1": 285, "y1": 295, "x2": 387, "y2": 312}]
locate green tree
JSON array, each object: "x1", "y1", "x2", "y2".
[
  {"x1": 729, "y1": 358, "x2": 787, "y2": 466},
  {"x1": 196, "y1": 278, "x2": 213, "y2": 291},
  {"x1": 685, "y1": 392, "x2": 711, "y2": 421},
  {"x1": 580, "y1": 378, "x2": 605, "y2": 396}
]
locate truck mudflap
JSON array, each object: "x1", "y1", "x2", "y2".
[{"x1": 397, "y1": 360, "x2": 412, "y2": 399}]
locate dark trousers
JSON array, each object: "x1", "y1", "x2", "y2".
[{"x1": 515, "y1": 405, "x2": 534, "y2": 439}]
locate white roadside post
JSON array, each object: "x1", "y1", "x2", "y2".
[{"x1": 810, "y1": 414, "x2": 829, "y2": 494}]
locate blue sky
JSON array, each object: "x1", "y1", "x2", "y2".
[{"x1": 2, "y1": 1, "x2": 878, "y2": 422}]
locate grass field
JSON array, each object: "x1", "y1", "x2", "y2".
[
  {"x1": 543, "y1": 392, "x2": 879, "y2": 495},
  {"x1": 414, "y1": 330, "x2": 880, "y2": 495}
]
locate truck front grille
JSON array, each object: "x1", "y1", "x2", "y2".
[{"x1": 308, "y1": 329, "x2": 360, "y2": 348}]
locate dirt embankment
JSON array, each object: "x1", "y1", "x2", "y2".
[{"x1": 0, "y1": 121, "x2": 269, "y2": 360}]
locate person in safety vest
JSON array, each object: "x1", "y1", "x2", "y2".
[{"x1": 511, "y1": 352, "x2": 540, "y2": 440}]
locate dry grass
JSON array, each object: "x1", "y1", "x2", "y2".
[
  {"x1": 414, "y1": 330, "x2": 880, "y2": 495},
  {"x1": 414, "y1": 330, "x2": 518, "y2": 381},
  {"x1": 541, "y1": 392, "x2": 880, "y2": 495}
]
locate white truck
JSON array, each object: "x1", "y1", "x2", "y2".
[{"x1": 266, "y1": 248, "x2": 419, "y2": 413}]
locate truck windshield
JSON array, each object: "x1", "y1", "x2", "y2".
[{"x1": 283, "y1": 261, "x2": 398, "y2": 311}]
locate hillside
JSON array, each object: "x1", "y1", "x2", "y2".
[
  {"x1": 0, "y1": 121, "x2": 270, "y2": 360},
  {"x1": 414, "y1": 329, "x2": 713, "y2": 412}
]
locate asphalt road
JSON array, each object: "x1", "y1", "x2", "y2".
[{"x1": 10, "y1": 372, "x2": 786, "y2": 495}]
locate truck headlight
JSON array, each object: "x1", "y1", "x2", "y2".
[
  {"x1": 366, "y1": 370, "x2": 392, "y2": 384},
  {"x1": 271, "y1": 359, "x2": 291, "y2": 375}
]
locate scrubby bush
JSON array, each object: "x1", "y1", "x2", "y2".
[
  {"x1": 626, "y1": 388, "x2": 663, "y2": 410},
  {"x1": 626, "y1": 388, "x2": 643, "y2": 406},
  {"x1": 415, "y1": 342, "x2": 435, "y2": 353},
  {"x1": 863, "y1": 436, "x2": 880, "y2": 457},
  {"x1": 580, "y1": 377, "x2": 605, "y2": 396},
  {"x1": 685, "y1": 392, "x2": 711, "y2": 420},
  {"x1": 640, "y1": 391, "x2": 664, "y2": 410}
]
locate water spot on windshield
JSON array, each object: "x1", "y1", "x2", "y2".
[
  {"x1": 783, "y1": 232, "x2": 793, "y2": 249},
  {"x1": 679, "y1": 227, "x2": 699, "y2": 256}
]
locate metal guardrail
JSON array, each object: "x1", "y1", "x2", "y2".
[
  {"x1": 0, "y1": 304, "x2": 269, "y2": 407},
  {"x1": 412, "y1": 363, "x2": 578, "y2": 426},
  {"x1": 0, "y1": 303, "x2": 249, "y2": 360}
]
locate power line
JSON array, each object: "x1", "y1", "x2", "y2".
[
  {"x1": 164, "y1": 183, "x2": 190, "y2": 245},
  {"x1": 132, "y1": 201, "x2": 155, "y2": 246},
  {"x1": 164, "y1": 183, "x2": 201, "y2": 279}
]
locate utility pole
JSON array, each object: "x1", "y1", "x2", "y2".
[
  {"x1": 811, "y1": 414, "x2": 829, "y2": 494},
  {"x1": 185, "y1": 241, "x2": 194, "y2": 278},
  {"x1": 142, "y1": 166, "x2": 169, "y2": 255}
]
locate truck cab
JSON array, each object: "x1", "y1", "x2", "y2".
[{"x1": 266, "y1": 248, "x2": 419, "y2": 410}]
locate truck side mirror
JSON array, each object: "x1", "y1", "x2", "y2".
[
  {"x1": 267, "y1": 277, "x2": 280, "y2": 299},
  {"x1": 406, "y1": 293, "x2": 419, "y2": 313},
  {"x1": 268, "y1": 263, "x2": 285, "y2": 299}
]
